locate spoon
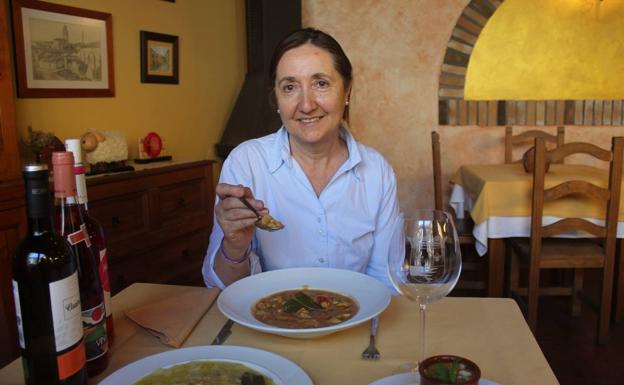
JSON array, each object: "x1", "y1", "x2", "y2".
[{"x1": 238, "y1": 197, "x2": 284, "y2": 232}]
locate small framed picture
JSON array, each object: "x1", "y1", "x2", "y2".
[
  {"x1": 140, "y1": 31, "x2": 179, "y2": 84},
  {"x1": 11, "y1": 0, "x2": 115, "y2": 97}
]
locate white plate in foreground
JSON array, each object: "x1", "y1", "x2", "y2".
[
  {"x1": 369, "y1": 372, "x2": 500, "y2": 385},
  {"x1": 98, "y1": 345, "x2": 312, "y2": 385},
  {"x1": 218, "y1": 267, "x2": 392, "y2": 339}
]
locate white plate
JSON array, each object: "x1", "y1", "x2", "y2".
[
  {"x1": 98, "y1": 345, "x2": 312, "y2": 385},
  {"x1": 218, "y1": 267, "x2": 392, "y2": 338},
  {"x1": 369, "y1": 372, "x2": 500, "y2": 385}
]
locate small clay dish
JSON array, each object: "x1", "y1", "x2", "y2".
[{"x1": 419, "y1": 355, "x2": 481, "y2": 385}]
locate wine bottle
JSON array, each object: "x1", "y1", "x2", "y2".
[
  {"x1": 52, "y1": 152, "x2": 109, "y2": 377},
  {"x1": 12, "y1": 164, "x2": 88, "y2": 385},
  {"x1": 65, "y1": 139, "x2": 114, "y2": 344}
]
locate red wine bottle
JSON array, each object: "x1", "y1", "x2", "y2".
[
  {"x1": 52, "y1": 152, "x2": 109, "y2": 377},
  {"x1": 12, "y1": 164, "x2": 88, "y2": 385},
  {"x1": 65, "y1": 139, "x2": 114, "y2": 344}
]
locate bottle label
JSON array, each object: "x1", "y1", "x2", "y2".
[
  {"x1": 52, "y1": 275, "x2": 87, "y2": 379},
  {"x1": 99, "y1": 248, "x2": 113, "y2": 317},
  {"x1": 82, "y1": 303, "x2": 108, "y2": 361},
  {"x1": 49, "y1": 272, "x2": 83, "y2": 352},
  {"x1": 67, "y1": 224, "x2": 91, "y2": 247},
  {"x1": 11, "y1": 280, "x2": 25, "y2": 349},
  {"x1": 14, "y1": 266, "x2": 85, "y2": 380},
  {"x1": 57, "y1": 342, "x2": 86, "y2": 380}
]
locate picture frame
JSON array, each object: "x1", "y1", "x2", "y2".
[
  {"x1": 11, "y1": 0, "x2": 115, "y2": 98},
  {"x1": 140, "y1": 31, "x2": 179, "y2": 84}
]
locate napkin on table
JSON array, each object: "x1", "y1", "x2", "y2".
[{"x1": 125, "y1": 286, "x2": 220, "y2": 347}]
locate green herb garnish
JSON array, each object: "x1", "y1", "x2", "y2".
[
  {"x1": 282, "y1": 291, "x2": 323, "y2": 313},
  {"x1": 425, "y1": 359, "x2": 461, "y2": 384}
]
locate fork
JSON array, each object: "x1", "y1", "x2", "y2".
[{"x1": 361, "y1": 316, "x2": 380, "y2": 360}]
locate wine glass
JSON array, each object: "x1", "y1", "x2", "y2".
[{"x1": 388, "y1": 210, "x2": 462, "y2": 371}]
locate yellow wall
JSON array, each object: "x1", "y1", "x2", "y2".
[
  {"x1": 13, "y1": 0, "x2": 246, "y2": 161},
  {"x1": 466, "y1": 0, "x2": 624, "y2": 100}
]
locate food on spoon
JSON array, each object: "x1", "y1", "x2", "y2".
[
  {"x1": 256, "y1": 214, "x2": 284, "y2": 230},
  {"x1": 252, "y1": 288, "x2": 358, "y2": 328},
  {"x1": 133, "y1": 360, "x2": 274, "y2": 385}
]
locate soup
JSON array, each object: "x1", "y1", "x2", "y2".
[
  {"x1": 133, "y1": 360, "x2": 275, "y2": 385},
  {"x1": 252, "y1": 288, "x2": 358, "y2": 329}
]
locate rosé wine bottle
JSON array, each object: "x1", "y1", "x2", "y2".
[
  {"x1": 65, "y1": 139, "x2": 114, "y2": 344},
  {"x1": 53, "y1": 152, "x2": 109, "y2": 377}
]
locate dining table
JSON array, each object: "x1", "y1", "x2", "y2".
[
  {"x1": 450, "y1": 162, "x2": 624, "y2": 321},
  {"x1": 0, "y1": 282, "x2": 559, "y2": 385}
]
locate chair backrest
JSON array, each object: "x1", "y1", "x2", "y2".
[
  {"x1": 505, "y1": 126, "x2": 565, "y2": 164},
  {"x1": 530, "y1": 137, "x2": 624, "y2": 254},
  {"x1": 431, "y1": 131, "x2": 443, "y2": 210}
]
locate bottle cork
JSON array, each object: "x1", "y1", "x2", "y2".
[{"x1": 52, "y1": 152, "x2": 77, "y2": 198}]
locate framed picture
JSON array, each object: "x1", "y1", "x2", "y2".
[
  {"x1": 140, "y1": 31, "x2": 179, "y2": 84},
  {"x1": 11, "y1": 0, "x2": 115, "y2": 98}
]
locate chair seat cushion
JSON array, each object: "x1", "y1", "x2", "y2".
[{"x1": 507, "y1": 237, "x2": 605, "y2": 268}]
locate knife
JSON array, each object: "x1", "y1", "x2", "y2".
[{"x1": 211, "y1": 319, "x2": 235, "y2": 345}]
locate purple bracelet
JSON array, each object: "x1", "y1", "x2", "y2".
[{"x1": 219, "y1": 238, "x2": 251, "y2": 264}]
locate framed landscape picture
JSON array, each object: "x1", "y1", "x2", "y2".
[
  {"x1": 11, "y1": 0, "x2": 115, "y2": 98},
  {"x1": 140, "y1": 31, "x2": 179, "y2": 84}
]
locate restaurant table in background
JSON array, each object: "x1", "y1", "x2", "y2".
[
  {"x1": 0, "y1": 283, "x2": 559, "y2": 385},
  {"x1": 450, "y1": 163, "x2": 624, "y2": 321}
]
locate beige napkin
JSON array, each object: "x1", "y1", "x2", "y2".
[{"x1": 125, "y1": 286, "x2": 220, "y2": 347}]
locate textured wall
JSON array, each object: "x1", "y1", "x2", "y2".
[{"x1": 303, "y1": 0, "x2": 624, "y2": 216}]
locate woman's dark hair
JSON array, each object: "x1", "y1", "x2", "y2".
[{"x1": 269, "y1": 28, "x2": 353, "y2": 121}]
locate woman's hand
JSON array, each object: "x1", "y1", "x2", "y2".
[{"x1": 215, "y1": 183, "x2": 267, "y2": 255}]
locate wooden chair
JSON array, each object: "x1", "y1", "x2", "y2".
[
  {"x1": 507, "y1": 136, "x2": 624, "y2": 344},
  {"x1": 504, "y1": 126, "x2": 565, "y2": 164},
  {"x1": 431, "y1": 131, "x2": 485, "y2": 292}
]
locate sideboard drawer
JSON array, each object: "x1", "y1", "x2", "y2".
[
  {"x1": 86, "y1": 160, "x2": 215, "y2": 294},
  {"x1": 89, "y1": 192, "x2": 150, "y2": 243},
  {"x1": 108, "y1": 251, "x2": 149, "y2": 295},
  {"x1": 159, "y1": 178, "x2": 206, "y2": 227},
  {"x1": 149, "y1": 230, "x2": 208, "y2": 286},
  {"x1": 108, "y1": 230, "x2": 208, "y2": 294}
]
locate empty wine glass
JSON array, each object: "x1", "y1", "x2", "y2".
[{"x1": 388, "y1": 210, "x2": 462, "y2": 371}]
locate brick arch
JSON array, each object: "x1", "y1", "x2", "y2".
[{"x1": 438, "y1": 0, "x2": 624, "y2": 126}]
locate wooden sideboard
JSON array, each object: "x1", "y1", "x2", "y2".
[{"x1": 86, "y1": 160, "x2": 215, "y2": 295}]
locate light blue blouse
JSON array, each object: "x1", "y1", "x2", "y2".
[{"x1": 202, "y1": 126, "x2": 400, "y2": 290}]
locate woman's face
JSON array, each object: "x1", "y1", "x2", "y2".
[{"x1": 274, "y1": 43, "x2": 350, "y2": 147}]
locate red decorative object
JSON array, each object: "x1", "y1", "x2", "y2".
[{"x1": 143, "y1": 132, "x2": 162, "y2": 158}]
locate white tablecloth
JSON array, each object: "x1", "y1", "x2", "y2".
[{"x1": 450, "y1": 184, "x2": 624, "y2": 256}]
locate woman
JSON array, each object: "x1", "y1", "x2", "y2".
[{"x1": 202, "y1": 28, "x2": 400, "y2": 289}]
